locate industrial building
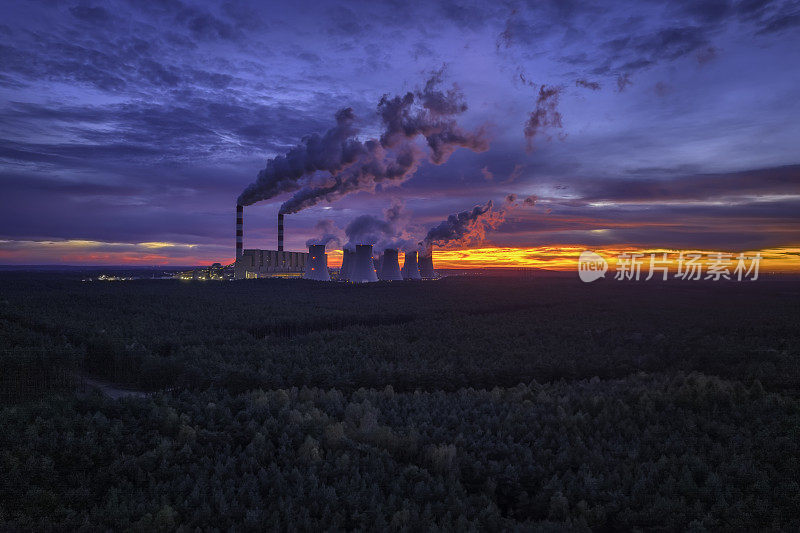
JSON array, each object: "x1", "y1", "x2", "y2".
[
  {"x1": 235, "y1": 204, "x2": 436, "y2": 282},
  {"x1": 234, "y1": 206, "x2": 307, "y2": 279}
]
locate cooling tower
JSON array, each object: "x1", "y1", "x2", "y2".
[
  {"x1": 350, "y1": 244, "x2": 378, "y2": 283},
  {"x1": 379, "y1": 249, "x2": 402, "y2": 281},
  {"x1": 277, "y1": 213, "x2": 284, "y2": 251},
  {"x1": 401, "y1": 251, "x2": 421, "y2": 280},
  {"x1": 305, "y1": 244, "x2": 330, "y2": 281},
  {"x1": 418, "y1": 251, "x2": 435, "y2": 279},
  {"x1": 340, "y1": 248, "x2": 355, "y2": 280},
  {"x1": 235, "y1": 204, "x2": 243, "y2": 261}
]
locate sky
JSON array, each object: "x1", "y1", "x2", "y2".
[{"x1": 1, "y1": 0, "x2": 799, "y2": 268}]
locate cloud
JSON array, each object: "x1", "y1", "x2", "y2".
[
  {"x1": 696, "y1": 45, "x2": 719, "y2": 64},
  {"x1": 239, "y1": 70, "x2": 489, "y2": 212},
  {"x1": 616, "y1": 73, "x2": 633, "y2": 92},
  {"x1": 69, "y1": 6, "x2": 112, "y2": 24},
  {"x1": 558, "y1": 164, "x2": 800, "y2": 204},
  {"x1": 523, "y1": 85, "x2": 564, "y2": 152},
  {"x1": 343, "y1": 199, "x2": 414, "y2": 251},
  {"x1": 654, "y1": 81, "x2": 673, "y2": 97},
  {"x1": 505, "y1": 164, "x2": 525, "y2": 184},
  {"x1": 575, "y1": 78, "x2": 601, "y2": 90},
  {"x1": 0, "y1": 0, "x2": 798, "y2": 265},
  {"x1": 305, "y1": 219, "x2": 343, "y2": 249}
]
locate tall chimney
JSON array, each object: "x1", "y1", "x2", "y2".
[
  {"x1": 277, "y1": 213, "x2": 284, "y2": 251},
  {"x1": 236, "y1": 204, "x2": 243, "y2": 261}
]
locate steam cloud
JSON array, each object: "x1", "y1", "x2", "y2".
[
  {"x1": 423, "y1": 200, "x2": 505, "y2": 248},
  {"x1": 344, "y1": 200, "x2": 415, "y2": 252},
  {"x1": 523, "y1": 84, "x2": 564, "y2": 152},
  {"x1": 305, "y1": 219, "x2": 343, "y2": 249},
  {"x1": 238, "y1": 70, "x2": 489, "y2": 213}
]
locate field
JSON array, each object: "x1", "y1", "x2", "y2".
[{"x1": 1, "y1": 272, "x2": 799, "y2": 530}]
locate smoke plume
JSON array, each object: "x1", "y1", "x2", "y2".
[
  {"x1": 344, "y1": 200, "x2": 415, "y2": 252},
  {"x1": 423, "y1": 200, "x2": 505, "y2": 248},
  {"x1": 238, "y1": 70, "x2": 489, "y2": 213},
  {"x1": 305, "y1": 219, "x2": 343, "y2": 249}
]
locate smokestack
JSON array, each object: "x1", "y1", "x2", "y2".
[
  {"x1": 350, "y1": 244, "x2": 378, "y2": 283},
  {"x1": 379, "y1": 249, "x2": 402, "y2": 281},
  {"x1": 418, "y1": 250, "x2": 435, "y2": 279},
  {"x1": 305, "y1": 244, "x2": 330, "y2": 281},
  {"x1": 277, "y1": 213, "x2": 284, "y2": 251},
  {"x1": 236, "y1": 204, "x2": 243, "y2": 261},
  {"x1": 401, "y1": 251, "x2": 421, "y2": 280}
]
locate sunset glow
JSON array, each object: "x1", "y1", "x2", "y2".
[{"x1": 319, "y1": 246, "x2": 800, "y2": 273}]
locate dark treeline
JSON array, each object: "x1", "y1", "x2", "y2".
[{"x1": 1, "y1": 273, "x2": 799, "y2": 529}]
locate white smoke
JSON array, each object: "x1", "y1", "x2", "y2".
[{"x1": 238, "y1": 70, "x2": 489, "y2": 213}]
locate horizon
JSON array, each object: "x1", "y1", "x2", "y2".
[{"x1": 1, "y1": 1, "x2": 799, "y2": 270}]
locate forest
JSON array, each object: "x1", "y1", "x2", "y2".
[{"x1": 1, "y1": 272, "x2": 799, "y2": 530}]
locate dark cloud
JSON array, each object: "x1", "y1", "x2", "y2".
[
  {"x1": 523, "y1": 85, "x2": 564, "y2": 152},
  {"x1": 575, "y1": 78, "x2": 601, "y2": 90},
  {"x1": 696, "y1": 45, "x2": 719, "y2": 64},
  {"x1": 616, "y1": 73, "x2": 633, "y2": 92},
  {"x1": 0, "y1": 96, "x2": 337, "y2": 169},
  {"x1": 544, "y1": 165, "x2": 800, "y2": 204},
  {"x1": 69, "y1": 5, "x2": 112, "y2": 23},
  {"x1": 654, "y1": 81, "x2": 673, "y2": 97}
]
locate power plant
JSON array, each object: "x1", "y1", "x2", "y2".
[
  {"x1": 234, "y1": 205, "x2": 435, "y2": 282},
  {"x1": 234, "y1": 206, "x2": 307, "y2": 279}
]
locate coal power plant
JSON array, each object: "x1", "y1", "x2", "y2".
[
  {"x1": 234, "y1": 205, "x2": 436, "y2": 282},
  {"x1": 234, "y1": 205, "x2": 307, "y2": 279}
]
